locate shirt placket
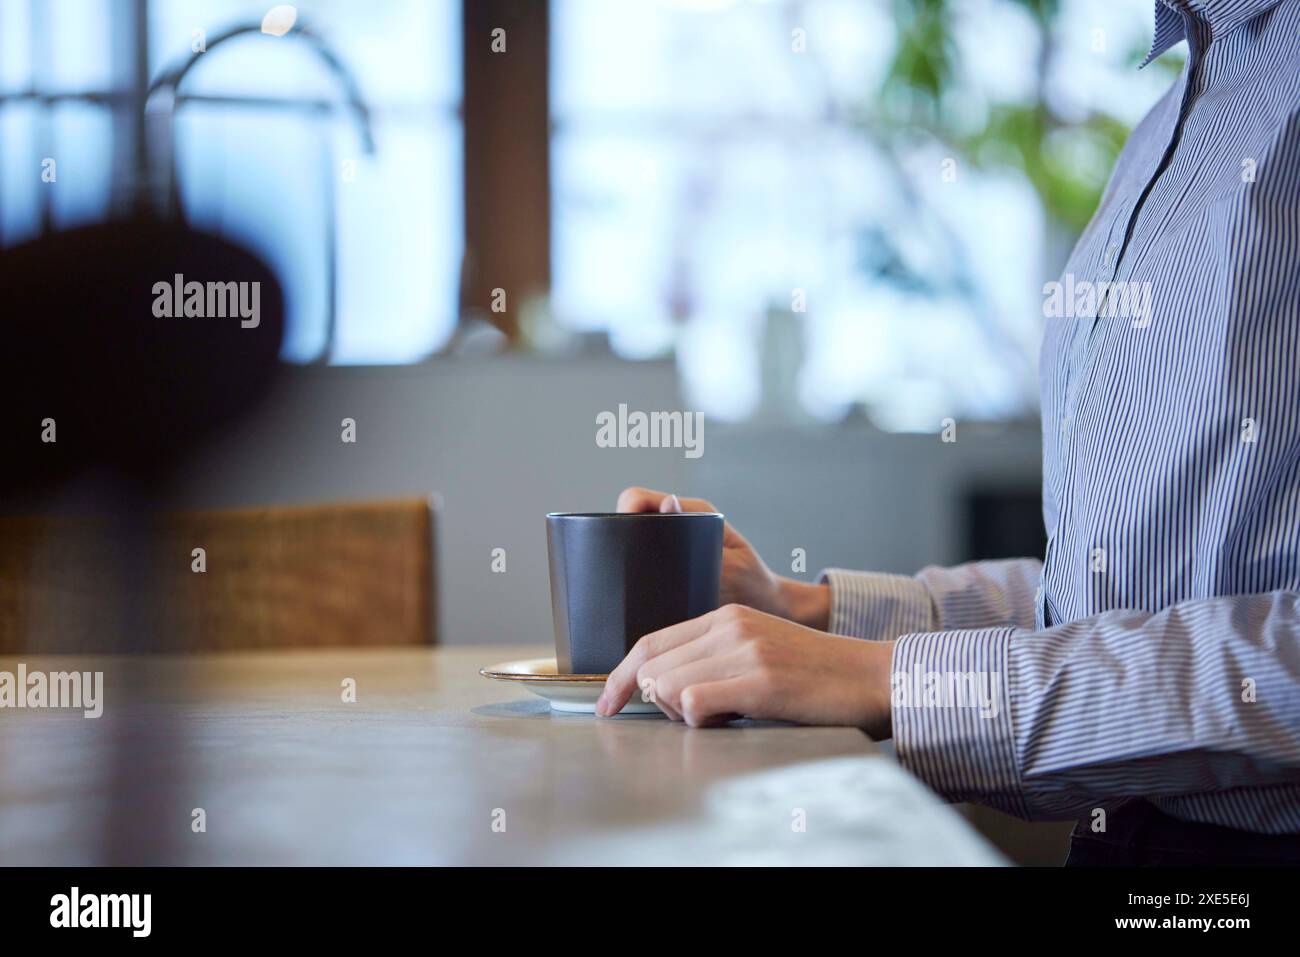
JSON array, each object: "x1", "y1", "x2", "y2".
[{"x1": 1046, "y1": 10, "x2": 1210, "y2": 624}]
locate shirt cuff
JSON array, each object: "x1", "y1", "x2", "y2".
[
  {"x1": 890, "y1": 627, "x2": 1030, "y2": 819},
  {"x1": 817, "y1": 568, "x2": 936, "y2": 641}
]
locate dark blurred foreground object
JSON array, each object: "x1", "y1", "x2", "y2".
[
  {"x1": 0, "y1": 215, "x2": 284, "y2": 653},
  {"x1": 0, "y1": 215, "x2": 284, "y2": 495},
  {"x1": 0, "y1": 498, "x2": 437, "y2": 653}
]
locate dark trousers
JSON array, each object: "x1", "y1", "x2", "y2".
[{"x1": 1066, "y1": 800, "x2": 1300, "y2": 866}]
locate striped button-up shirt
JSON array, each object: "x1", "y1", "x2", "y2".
[{"x1": 823, "y1": 0, "x2": 1300, "y2": 834}]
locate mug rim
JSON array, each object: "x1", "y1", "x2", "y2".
[{"x1": 546, "y1": 511, "x2": 724, "y2": 519}]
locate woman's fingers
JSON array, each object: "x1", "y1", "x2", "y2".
[
  {"x1": 641, "y1": 651, "x2": 750, "y2": 718},
  {"x1": 677, "y1": 676, "x2": 761, "y2": 727},
  {"x1": 616, "y1": 486, "x2": 718, "y2": 515},
  {"x1": 616, "y1": 486, "x2": 669, "y2": 512},
  {"x1": 596, "y1": 609, "x2": 721, "y2": 715},
  {"x1": 634, "y1": 626, "x2": 735, "y2": 697},
  {"x1": 600, "y1": 605, "x2": 765, "y2": 721}
]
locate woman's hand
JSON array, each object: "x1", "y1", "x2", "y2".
[
  {"x1": 616, "y1": 486, "x2": 830, "y2": 630},
  {"x1": 596, "y1": 603, "x2": 895, "y2": 738}
]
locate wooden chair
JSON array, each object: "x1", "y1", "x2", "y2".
[{"x1": 0, "y1": 497, "x2": 437, "y2": 653}]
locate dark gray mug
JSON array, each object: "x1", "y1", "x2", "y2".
[{"x1": 546, "y1": 512, "x2": 725, "y2": 674}]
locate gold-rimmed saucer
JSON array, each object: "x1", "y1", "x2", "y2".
[{"x1": 479, "y1": 658, "x2": 661, "y2": 714}]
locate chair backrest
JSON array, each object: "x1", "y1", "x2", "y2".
[{"x1": 0, "y1": 497, "x2": 437, "y2": 653}]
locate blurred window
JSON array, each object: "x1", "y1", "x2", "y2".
[
  {"x1": 3, "y1": 0, "x2": 1177, "y2": 421},
  {"x1": 149, "y1": 0, "x2": 463, "y2": 362},
  {"x1": 0, "y1": 0, "x2": 463, "y2": 364},
  {"x1": 550, "y1": 0, "x2": 1174, "y2": 428},
  {"x1": 0, "y1": 0, "x2": 120, "y2": 243}
]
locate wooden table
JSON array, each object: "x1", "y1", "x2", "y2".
[{"x1": 0, "y1": 646, "x2": 1002, "y2": 865}]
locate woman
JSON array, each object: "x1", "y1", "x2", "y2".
[{"x1": 598, "y1": 0, "x2": 1300, "y2": 866}]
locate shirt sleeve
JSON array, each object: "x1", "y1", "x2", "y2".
[
  {"x1": 891, "y1": 590, "x2": 1300, "y2": 821},
  {"x1": 818, "y1": 558, "x2": 1042, "y2": 641}
]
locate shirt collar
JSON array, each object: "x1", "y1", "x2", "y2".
[{"x1": 1140, "y1": 0, "x2": 1286, "y2": 66}]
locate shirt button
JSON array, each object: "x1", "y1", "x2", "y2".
[
  {"x1": 1060, "y1": 417, "x2": 1070, "y2": 438},
  {"x1": 1104, "y1": 244, "x2": 1119, "y2": 267}
]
